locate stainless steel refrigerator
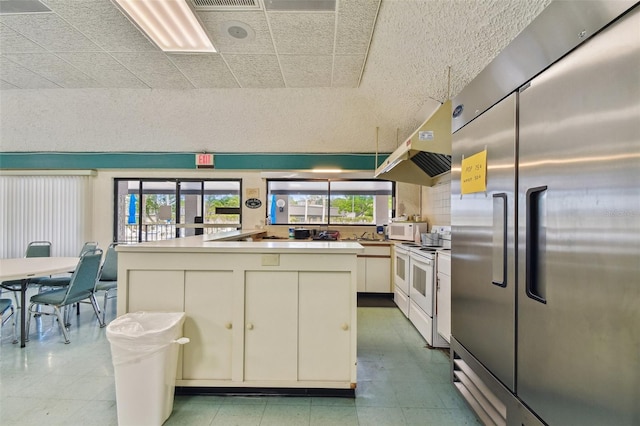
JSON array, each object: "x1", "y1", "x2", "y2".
[{"x1": 450, "y1": 2, "x2": 639, "y2": 425}]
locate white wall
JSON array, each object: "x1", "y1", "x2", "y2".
[{"x1": 420, "y1": 173, "x2": 451, "y2": 227}]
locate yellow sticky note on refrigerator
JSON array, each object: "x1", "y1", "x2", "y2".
[{"x1": 461, "y1": 150, "x2": 487, "y2": 194}]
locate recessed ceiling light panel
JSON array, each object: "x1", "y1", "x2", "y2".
[{"x1": 114, "y1": 0, "x2": 216, "y2": 52}]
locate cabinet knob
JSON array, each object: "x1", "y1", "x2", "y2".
[
  {"x1": 225, "y1": 322, "x2": 233, "y2": 330},
  {"x1": 341, "y1": 323, "x2": 349, "y2": 331},
  {"x1": 246, "y1": 323, "x2": 254, "y2": 330}
]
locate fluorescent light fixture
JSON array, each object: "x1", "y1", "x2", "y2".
[
  {"x1": 114, "y1": 0, "x2": 216, "y2": 53},
  {"x1": 311, "y1": 168, "x2": 343, "y2": 173}
]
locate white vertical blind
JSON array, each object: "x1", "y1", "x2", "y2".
[{"x1": 0, "y1": 175, "x2": 92, "y2": 258}]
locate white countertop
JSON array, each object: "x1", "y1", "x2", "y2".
[{"x1": 116, "y1": 232, "x2": 364, "y2": 254}]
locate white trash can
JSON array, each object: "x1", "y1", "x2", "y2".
[{"x1": 106, "y1": 312, "x2": 189, "y2": 426}]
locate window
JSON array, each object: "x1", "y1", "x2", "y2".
[
  {"x1": 266, "y1": 179, "x2": 393, "y2": 226},
  {"x1": 114, "y1": 179, "x2": 241, "y2": 243}
]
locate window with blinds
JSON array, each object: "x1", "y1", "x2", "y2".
[{"x1": 0, "y1": 174, "x2": 92, "y2": 258}]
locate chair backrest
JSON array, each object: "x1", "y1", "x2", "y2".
[
  {"x1": 99, "y1": 243, "x2": 118, "y2": 282},
  {"x1": 25, "y1": 241, "x2": 51, "y2": 258},
  {"x1": 79, "y1": 241, "x2": 98, "y2": 256},
  {"x1": 62, "y1": 248, "x2": 103, "y2": 305}
]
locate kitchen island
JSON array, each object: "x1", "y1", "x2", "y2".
[{"x1": 116, "y1": 232, "x2": 363, "y2": 395}]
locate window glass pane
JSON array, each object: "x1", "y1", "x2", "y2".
[
  {"x1": 117, "y1": 180, "x2": 139, "y2": 244},
  {"x1": 267, "y1": 181, "x2": 329, "y2": 225},
  {"x1": 330, "y1": 180, "x2": 392, "y2": 225},
  {"x1": 267, "y1": 179, "x2": 393, "y2": 225},
  {"x1": 204, "y1": 181, "x2": 240, "y2": 226},
  {"x1": 142, "y1": 180, "x2": 177, "y2": 241},
  {"x1": 115, "y1": 179, "x2": 241, "y2": 243}
]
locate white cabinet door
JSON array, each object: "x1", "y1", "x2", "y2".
[
  {"x1": 436, "y1": 272, "x2": 451, "y2": 343},
  {"x1": 127, "y1": 270, "x2": 184, "y2": 312},
  {"x1": 365, "y1": 257, "x2": 391, "y2": 293},
  {"x1": 358, "y1": 246, "x2": 391, "y2": 293},
  {"x1": 299, "y1": 271, "x2": 352, "y2": 381},
  {"x1": 244, "y1": 271, "x2": 298, "y2": 381},
  {"x1": 184, "y1": 271, "x2": 234, "y2": 380}
]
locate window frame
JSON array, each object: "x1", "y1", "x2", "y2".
[
  {"x1": 266, "y1": 178, "x2": 395, "y2": 226},
  {"x1": 113, "y1": 178, "x2": 242, "y2": 243}
]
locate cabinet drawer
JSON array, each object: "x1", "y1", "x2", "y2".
[{"x1": 360, "y1": 246, "x2": 390, "y2": 257}]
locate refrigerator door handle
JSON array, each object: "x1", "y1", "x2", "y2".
[
  {"x1": 492, "y1": 193, "x2": 508, "y2": 287},
  {"x1": 526, "y1": 186, "x2": 548, "y2": 304}
]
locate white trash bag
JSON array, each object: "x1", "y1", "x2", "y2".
[{"x1": 107, "y1": 312, "x2": 189, "y2": 426}]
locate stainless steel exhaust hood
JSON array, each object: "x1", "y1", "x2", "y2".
[{"x1": 375, "y1": 101, "x2": 451, "y2": 186}]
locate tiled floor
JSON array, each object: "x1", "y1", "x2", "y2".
[{"x1": 0, "y1": 292, "x2": 481, "y2": 425}]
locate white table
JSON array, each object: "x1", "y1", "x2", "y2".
[{"x1": 0, "y1": 257, "x2": 78, "y2": 347}]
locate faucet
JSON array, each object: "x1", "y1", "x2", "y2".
[{"x1": 360, "y1": 231, "x2": 367, "y2": 239}]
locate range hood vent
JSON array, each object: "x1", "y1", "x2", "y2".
[
  {"x1": 191, "y1": 0, "x2": 262, "y2": 11},
  {"x1": 411, "y1": 151, "x2": 451, "y2": 177},
  {"x1": 375, "y1": 100, "x2": 452, "y2": 186}
]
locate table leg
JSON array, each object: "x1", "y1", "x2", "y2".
[{"x1": 20, "y1": 279, "x2": 27, "y2": 348}]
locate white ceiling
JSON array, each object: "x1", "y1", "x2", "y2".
[{"x1": 0, "y1": 0, "x2": 551, "y2": 154}]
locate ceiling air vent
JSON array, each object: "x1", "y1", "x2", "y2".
[{"x1": 191, "y1": 0, "x2": 262, "y2": 11}]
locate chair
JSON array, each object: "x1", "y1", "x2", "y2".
[
  {"x1": 0, "y1": 241, "x2": 52, "y2": 308},
  {"x1": 32, "y1": 241, "x2": 99, "y2": 317},
  {"x1": 0, "y1": 299, "x2": 18, "y2": 344},
  {"x1": 34, "y1": 241, "x2": 99, "y2": 289},
  {"x1": 26, "y1": 248, "x2": 105, "y2": 344},
  {"x1": 94, "y1": 243, "x2": 118, "y2": 324}
]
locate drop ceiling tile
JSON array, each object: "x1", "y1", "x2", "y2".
[
  {"x1": 56, "y1": 52, "x2": 147, "y2": 88},
  {"x1": 222, "y1": 54, "x2": 284, "y2": 88},
  {"x1": 199, "y1": 11, "x2": 275, "y2": 55},
  {"x1": 2, "y1": 53, "x2": 99, "y2": 88},
  {"x1": 0, "y1": 79, "x2": 19, "y2": 89},
  {"x1": 0, "y1": 13, "x2": 99, "y2": 52},
  {"x1": 0, "y1": 23, "x2": 46, "y2": 53},
  {"x1": 335, "y1": 0, "x2": 379, "y2": 55},
  {"x1": 0, "y1": 56, "x2": 60, "y2": 88},
  {"x1": 110, "y1": 52, "x2": 194, "y2": 89},
  {"x1": 332, "y1": 55, "x2": 364, "y2": 87},
  {"x1": 169, "y1": 54, "x2": 239, "y2": 88},
  {"x1": 43, "y1": 0, "x2": 157, "y2": 52},
  {"x1": 279, "y1": 55, "x2": 332, "y2": 87},
  {"x1": 267, "y1": 13, "x2": 334, "y2": 55}
]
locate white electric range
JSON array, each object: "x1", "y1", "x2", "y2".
[{"x1": 405, "y1": 226, "x2": 450, "y2": 348}]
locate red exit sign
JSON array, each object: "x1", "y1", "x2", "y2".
[{"x1": 196, "y1": 153, "x2": 214, "y2": 168}]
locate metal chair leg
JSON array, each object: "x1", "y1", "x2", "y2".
[
  {"x1": 90, "y1": 294, "x2": 105, "y2": 328},
  {"x1": 25, "y1": 303, "x2": 34, "y2": 342},
  {"x1": 53, "y1": 306, "x2": 70, "y2": 344}
]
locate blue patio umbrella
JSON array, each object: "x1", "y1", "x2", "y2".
[
  {"x1": 128, "y1": 194, "x2": 137, "y2": 224},
  {"x1": 269, "y1": 194, "x2": 277, "y2": 224}
]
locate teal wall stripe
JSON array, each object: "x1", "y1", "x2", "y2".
[{"x1": 0, "y1": 152, "x2": 389, "y2": 170}]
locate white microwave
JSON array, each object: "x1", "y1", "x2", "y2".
[{"x1": 388, "y1": 222, "x2": 428, "y2": 241}]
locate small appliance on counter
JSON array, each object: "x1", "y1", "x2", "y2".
[
  {"x1": 312, "y1": 230, "x2": 340, "y2": 241},
  {"x1": 421, "y1": 225, "x2": 451, "y2": 248},
  {"x1": 388, "y1": 222, "x2": 428, "y2": 241},
  {"x1": 293, "y1": 228, "x2": 310, "y2": 239}
]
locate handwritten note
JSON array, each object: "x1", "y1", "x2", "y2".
[{"x1": 461, "y1": 150, "x2": 487, "y2": 194}]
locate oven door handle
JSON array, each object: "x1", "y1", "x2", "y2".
[{"x1": 492, "y1": 193, "x2": 508, "y2": 288}]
